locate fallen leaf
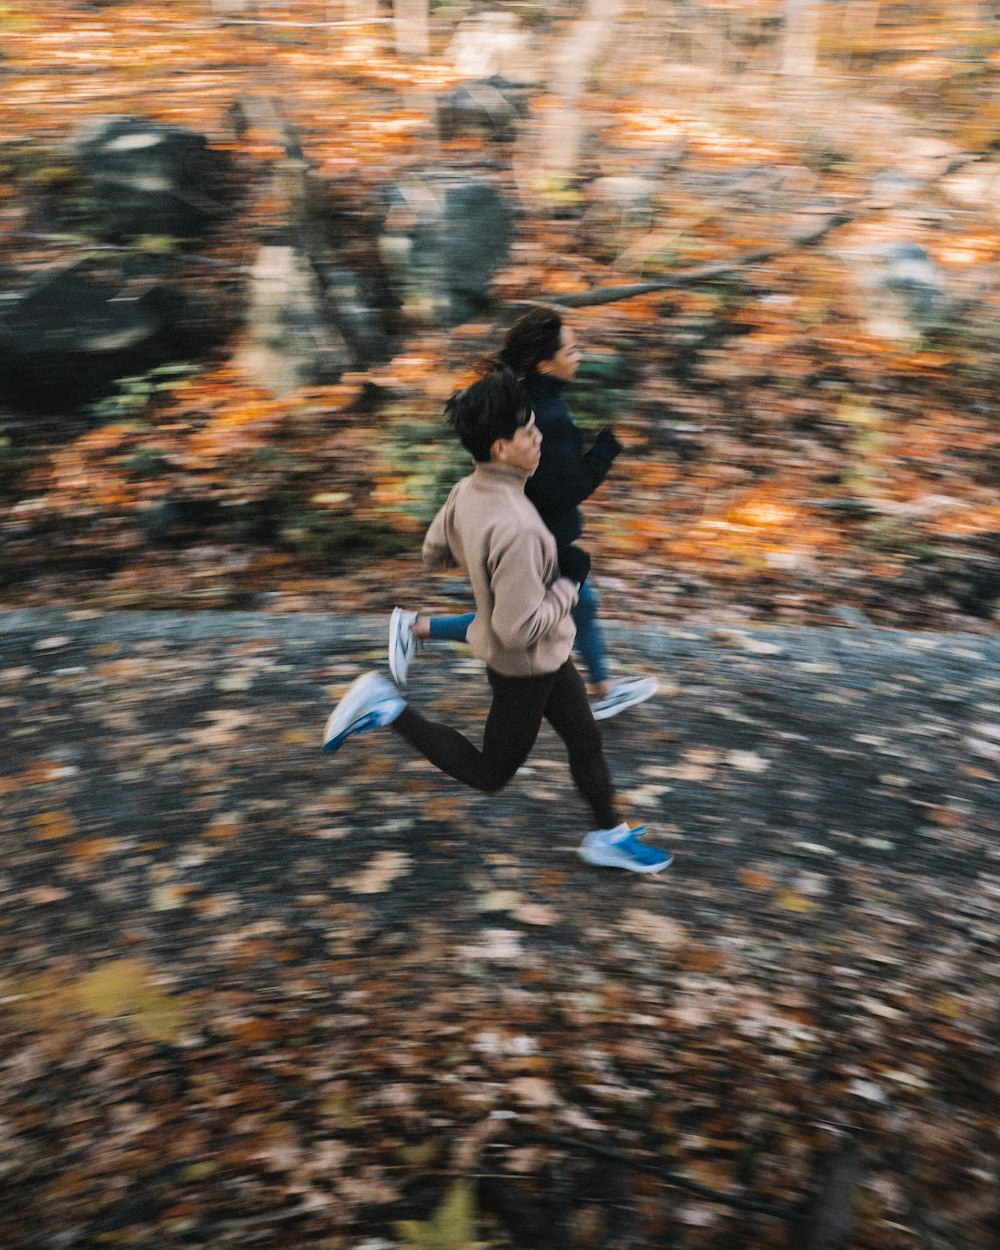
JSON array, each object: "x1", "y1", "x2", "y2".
[
  {"x1": 621, "y1": 908, "x2": 685, "y2": 948},
  {"x1": 773, "y1": 890, "x2": 820, "y2": 913},
  {"x1": 507, "y1": 1076, "x2": 561, "y2": 1107},
  {"x1": 395, "y1": 1179, "x2": 486, "y2": 1250},
  {"x1": 78, "y1": 958, "x2": 192, "y2": 1043},
  {"x1": 739, "y1": 868, "x2": 773, "y2": 889},
  {"x1": 344, "y1": 850, "x2": 413, "y2": 894},
  {"x1": 725, "y1": 750, "x2": 769, "y2": 772}
]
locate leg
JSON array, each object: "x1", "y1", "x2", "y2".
[
  {"x1": 391, "y1": 668, "x2": 555, "y2": 793},
  {"x1": 571, "y1": 579, "x2": 659, "y2": 721},
  {"x1": 541, "y1": 662, "x2": 672, "y2": 873},
  {"x1": 425, "y1": 611, "x2": 475, "y2": 643},
  {"x1": 572, "y1": 579, "x2": 611, "y2": 692},
  {"x1": 541, "y1": 660, "x2": 618, "y2": 829}
]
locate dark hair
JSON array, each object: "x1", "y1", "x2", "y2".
[
  {"x1": 500, "y1": 307, "x2": 564, "y2": 374},
  {"x1": 444, "y1": 365, "x2": 532, "y2": 463}
]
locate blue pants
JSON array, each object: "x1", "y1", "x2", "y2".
[{"x1": 427, "y1": 578, "x2": 610, "y2": 687}]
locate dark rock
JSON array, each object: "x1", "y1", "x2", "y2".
[
  {"x1": 139, "y1": 497, "x2": 222, "y2": 547},
  {"x1": 381, "y1": 177, "x2": 513, "y2": 326},
  {"x1": 437, "y1": 76, "x2": 531, "y2": 143},
  {"x1": 441, "y1": 180, "x2": 512, "y2": 323},
  {"x1": 315, "y1": 262, "x2": 395, "y2": 365},
  {"x1": 879, "y1": 242, "x2": 947, "y2": 327},
  {"x1": 69, "y1": 115, "x2": 232, "y2": 240},
  {"x1": 0, "y1": 266, "x2": 217, "y2": 414}
]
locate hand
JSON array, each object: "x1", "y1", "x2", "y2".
[
  {"x1": 594, "y1": 427, "x2": 624, "y2": 458},
  {"x1": 559, "y1": 544, "x2": 591, "y2": 587}
]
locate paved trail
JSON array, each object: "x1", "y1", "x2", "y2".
[{"x1": 1, "y1": 611, "x2": 997, "y2": 1248}]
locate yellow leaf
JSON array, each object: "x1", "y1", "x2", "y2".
[
  {"x1": 29, "y1": 810, "x2": 76, "y2": 840},
  {"x1": 395, "y1": 1180, "x2": 486, "y2": 1250},
  {"x1": 78, "y1": 958, "x2": 191, "y2": 1044},
  {"x1": 774, "y1": 890, "x2": 819, "y2": 913}
]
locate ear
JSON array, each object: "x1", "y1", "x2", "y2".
[{"x1": 491, "y1": 437, "x2": 507, "y2": 462}]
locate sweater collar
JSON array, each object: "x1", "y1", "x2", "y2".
[{"x1": 473, "y1": 461, "x2": 533, "y2": 487}]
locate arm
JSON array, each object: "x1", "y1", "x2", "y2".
[
  {"x1": 525, "y1": 425, "x2": 622, "y2": 514},
  {"x1": 422, "y1": 498, "x2": 457, "y2": 571},
  {"x1": 489, "y1": 529, "x2": 577, "y2": 652}
]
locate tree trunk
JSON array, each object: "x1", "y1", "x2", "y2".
[
  {"x1": 537, "y1": 0, "x2": 624, "y2": 188},
  {"x1": 393, "y1": 0, "x2": 430, "y2": 57},
  {"x1": 783, "y1": 0, "x2": 820, "y2": 76},
  {"x1": 343, "y1": 0, "x2": 379, "y2": 21}
]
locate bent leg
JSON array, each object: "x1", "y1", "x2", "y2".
[
  {"x1": 542, "y1": 660, "x2": 618, "y2": 828},
  {"x1": 392, "y1": 668, "x2": 553, "y2": 793}
]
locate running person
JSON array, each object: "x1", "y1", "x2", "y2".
[
  {"x1": 388, "y1": 306, "x2": 657, "y2": 720},
  {"x1": 322, "y1": 367, "x2": 671, "y2": 874}
]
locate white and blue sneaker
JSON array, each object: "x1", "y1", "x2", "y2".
[
  {"x1": 322, "y1": 671, "x2": 405, "y2": 754},
  {"x1": 578, "y1": 823, "x2": 672, "y2": 874},
  {"x1": 591, "y1": 676, "x2": 658, "y2": 722},
  {"x1": 388, "y1": 607, "x2": 419, "y2": 686}
]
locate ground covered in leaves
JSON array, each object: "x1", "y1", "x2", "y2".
[
  {"x1": 0, "y1": 609, "x2": 997, "y2": 1249},
  {"x1": 3, "y1": 5, "x2": 1000, "y2": 636}
]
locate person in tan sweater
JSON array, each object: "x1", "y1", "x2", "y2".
[{"x1": 321, "y1": 366, "x2": 671, "y2": 873}]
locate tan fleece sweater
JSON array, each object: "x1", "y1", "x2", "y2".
[{"x1": 423, "y1": 461, "x2": 578, "y2": 677}]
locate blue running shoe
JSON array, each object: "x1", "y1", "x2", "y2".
[
  {"x1": 578, "y1": 823, "x2": 672, "y2": 874},
  {"x1": 322, "y1": 672, "x2": 405, "y2": 754}
]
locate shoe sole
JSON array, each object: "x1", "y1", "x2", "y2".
[
  {"x1": 578, "y1": 845, "x2": 673, "y2": 873},
  {"x1": 388, "y1": 607, "x2": 413, "y2": 686},
  {"x1": 322, "y1": 707, "x2": 384, "y2": 754},
  {"x1": 323, "y1": 673, "x2": 399, "y2": 753},
  {"x1": 591, "y1": 682, "x2": 658, "y2": 721}
]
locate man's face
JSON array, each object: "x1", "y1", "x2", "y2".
[
  {"x1": 495, "y1": 413, "x2": 542, "y2": 473},
  {"x1": 540, "y1": 325, "x2": 581, "y2": 382}
]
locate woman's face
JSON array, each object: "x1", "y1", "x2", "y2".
[{"x1": 539, "y1": 325, "x2": 581, "y2": 382}]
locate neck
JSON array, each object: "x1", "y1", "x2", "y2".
[
  {"x1": 528, "y1": 370, "x2": 564, "y2": 392},
  {"x1": 479, "y1": 460, "x2": 531, "y2": 483}
]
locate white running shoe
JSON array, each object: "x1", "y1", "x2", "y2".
[
  {"x1": 322, "y1": 671, "x2": 405, "y2": 754},
  {"x1": 579, "y1": 823, "x2": 672, "y2": 873},
  {"x1": 388, "y1": 607, "x2": 418, "y2": 686},
  {"x1": 590, "y1": 676, "x2": 658, "y2": 721}
]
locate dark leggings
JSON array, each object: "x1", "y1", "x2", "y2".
[{"x1": 392, "y1": 659, "x2": 617, "y2": 829}]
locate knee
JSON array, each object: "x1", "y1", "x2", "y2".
[{"x1": 477, "y1": 769, "x2": 513, "y2": 795}]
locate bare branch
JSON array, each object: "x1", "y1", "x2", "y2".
[{"x1": 534, "y1": 212, "x2": 853, "y2": 309}]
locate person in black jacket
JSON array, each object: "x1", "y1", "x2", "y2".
[{"x1": 389, "y1": 307, "x2": 657, "y2": 721}]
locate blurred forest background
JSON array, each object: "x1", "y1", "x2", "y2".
[{"x1": 2, "y1": 0, "x2": 1000, "y2": 630}]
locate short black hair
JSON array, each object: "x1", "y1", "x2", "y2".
[
  {"x1": 444, "y1": 367, "x2": 532, "y2": 463},
  {"x1": 500, "y1": 306, "x2": 564, "y2": 374}
]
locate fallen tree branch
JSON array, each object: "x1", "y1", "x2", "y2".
[
  {"x1": 532, "y1": 212, "x2": 853, "y2": 308},
  {"x1": 798, "y1": 1137, "x2": 860, "y2": 1250},
  {"x1": 522, "y1": 1131, "x2": 807, "y2": 1222}
]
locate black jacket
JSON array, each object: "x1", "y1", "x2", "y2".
[{"x1": 523, "y1": 372, "x2": 622, "y2": 549}]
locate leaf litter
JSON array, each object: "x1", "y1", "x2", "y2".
[{"x1": 0, "y1": 610, "x2": 997, "y2": 1247}]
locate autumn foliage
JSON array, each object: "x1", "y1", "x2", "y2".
[{"x1": 1, "y1": 1, "x2": 999, "y2": 631}]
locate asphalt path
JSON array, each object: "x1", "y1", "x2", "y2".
[{"x1": 1, "y1": 610, "x2": 998, "y2": 1248}]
